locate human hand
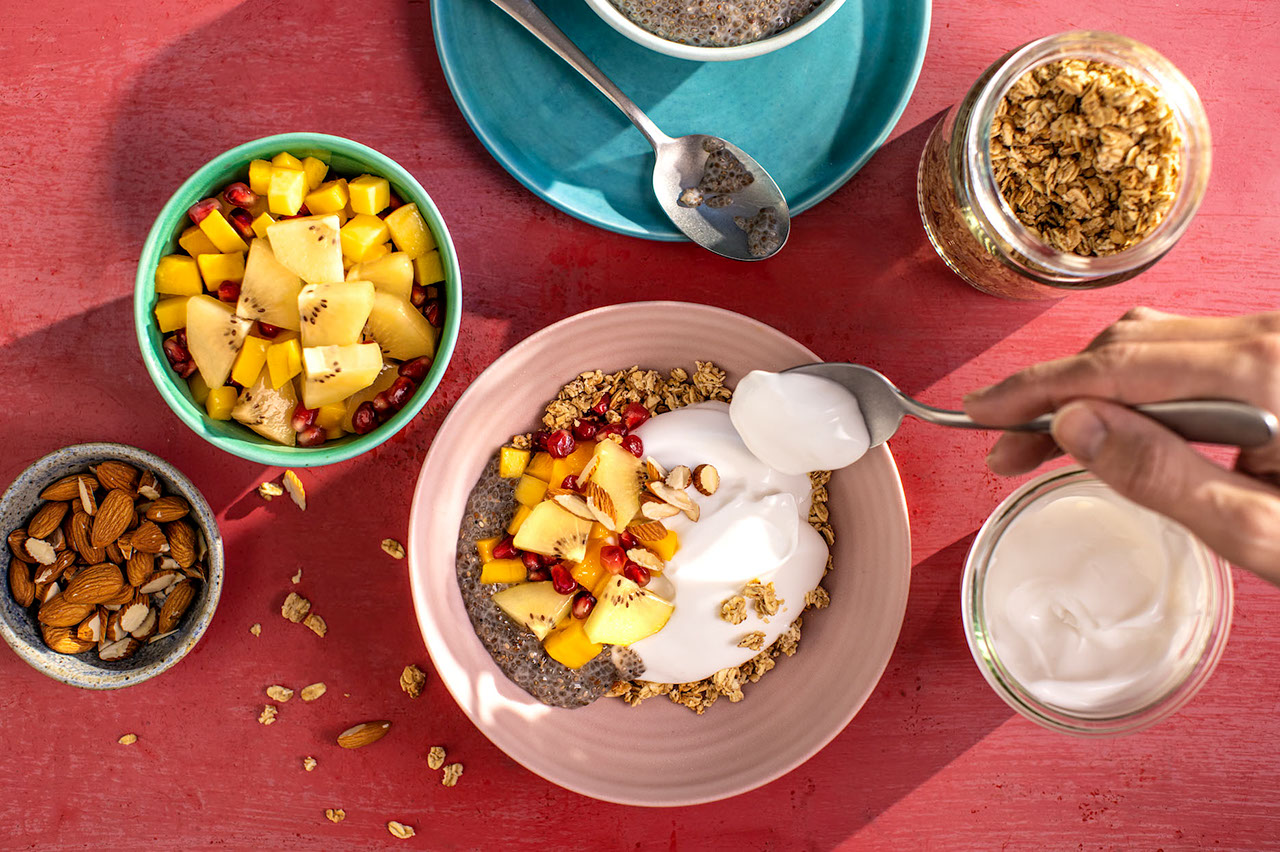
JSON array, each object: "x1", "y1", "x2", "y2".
[{"x1": 964, "y1": 307, "x2": 1280, "y2": 581}]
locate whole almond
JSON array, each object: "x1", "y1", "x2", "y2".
[
  {"x1": 92, "y1": 490, "x2": 135, "y2": 548},
  {"x1": 38, "y1": 594, "x2": 94, "y2": 627},
  {"x1": 42, "y1": 624, "x2": 95, "y2": 654},
  {"x1": 67, "y1": 513, "x2": 104, "y2": 562},
  {"x1": 94, "y1": 461, "x2": 138, "y2": 492},
  {"x1": 63, "y1": 563, "x2": 125, "y2": 605},
  {"x1": 27, "y1": 502, "x2": 68, "y2": 540},
  {"x1": 126, "y1": 549, "x2": 155, "y2": 587},
  {"x1": 337, "y1": 720, "x2": 391, "y2": 749},
  {"x1": 165, "y1": 520, "x2": 196, "y2": 568},
  {"x1": 8, "y1": 529, "x2": 35, "y2": 564},
  {"x1": 146, "y1": 496, "x2": 188, "y2": 523},
  {"x1": 9, "y1": 559, "x2": 35, "y2": 607},
  {"x1": 130, "y1": 521, "x2": 168, "y2": 554},
  {"x1": 157, "y1": 582, "x2": 195, "y2": 633},
  {"x1": 39, "y1": 475, "x2": 86, "y2": 502},
  {"x1": 101, "y1": 581, "x2": 136, "y2": 606}
]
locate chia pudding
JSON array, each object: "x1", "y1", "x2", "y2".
[{"x1": 609, "y1": 0, "x2": 823, "y2": 47}]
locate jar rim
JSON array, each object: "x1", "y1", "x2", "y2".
[{"x1": 960, "y1": 30, "x2": 1214, "y2": 284}]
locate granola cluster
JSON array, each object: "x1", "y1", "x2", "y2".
[{"x1": 991, "y1": 59, "x2": 1182, "y2": 256}]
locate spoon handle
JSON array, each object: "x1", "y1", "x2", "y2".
[
  {"x1": 486, "y1": 0, "x2": 669, "y2": 148},
  {"x1": 905, "y1": 399, "x2": 1279, "y2": 448}
]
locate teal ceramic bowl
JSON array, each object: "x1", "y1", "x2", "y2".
[{"x1": 134, "y1": 132, "x2": 462, "y2": 467}]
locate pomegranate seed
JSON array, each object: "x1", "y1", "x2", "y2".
[
  {"x1": 493, "y1": 536, "x2": 518, "y2": 560},
  {"x1": 618, "y1": 531, "x2": 638, "y2": 551},
  {"x1": 372, "y1": 391, "x2": 393, "y2": 415},
  {"x1": 187, "y1": 198, "x2": 219, "y2": 225},
  {"x1": 572, "y1": 420, "x2": 598, "y2": 441},
  {"x1": 228, "y1": 379, "x2": 243, "y2": 391},
  {"x1": 622, "y1": 434, "x2": 644, "y2": 458},
  {"x1": 596, "y1": 423, "x2": 626, "y2": 441},
  {"x1": 297, "y1": 426, "x2": 326, "y2": 447},
  {"x1": 175, "y1": 360, "x2": 198, "y2": 379},
  {"x1": 297, "y1": 204, "x2": 311, "y2": 216},
  {"x1": 590, "y1": 393, "x2": 611, "y2": 416},
  {"x1": 572, "y1": 591, "x2": 596, "y2": 620},
  {"x1": 424, "y1": 300, "x2": 442, "y2": 327},
  {"x1": 600, "y1": 545, "x2": 627, "y2": 575},
  {"x1": 257, "y1": 322, "x2": 281, "y2": 338},
  {"x1": 398, "y1": 356, "x2": 432, "y2": 382},
  {"x1": 386, "y1": 376, "x2": 415, "y2": 410},
  {"x1": 550, "y1": 562, "x2": 577, "y2": 595},
  {"x1": 624, "y1": 561, "x2": 650, "y2": 587},
  {"x1": 526, "y1": 566, "x2": 550, "y2": 582},
  {"x1": 222, "y1": 182, "x2": 257, "y2": 208},
  {"x1": 521, "y1": 551, "x2": 544, "y2": 571},
  {"x1": 545, "y1": 429, "x2": 576, "y2": 459},
  {"x1": 352, "y1": 402, "x2": 379, "y2": 435},
  {"x1": 560, "y1": 474, "x2": 579, "y2": 492},
  {"x1": 162, "y1": 336, "x2": 189, "y2": 367},
  {"x1": 291, "y1": 404, "x2": 318, "y2": 432},
  {"x1": 410, "y1": 284, "x2": 427, "y2": 307},
  {"x1": 622, "y1": 403, "x2": 651, "y2": 431},
  {"x1": 216, "y1": 280, "x2": 240, "y2": 303},
  {"x1": 532, "y1": 431, "x2": 549, "y2": 450},
  {"x1": 227, "y1": 207, "x2": 255, "y2": 241}
]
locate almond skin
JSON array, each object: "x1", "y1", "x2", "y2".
[
  {"x1": 94, "y1": 461, "x2": 138, "y2": 492},
  {"x1": 39, "y1": 475, "x2": 89, "y2": 502},
  {"x1": 27, "y1": 501, "x2": 68, "y2": 540},
  {"x1": 63, "y1": 562, "x2": 125, "y2": 605},
  {"x1": 9, "y1": 559, "x2": 35, "y2": 607},
  {"x1": 37, "y1": 594, "x2": 95, "y2": 627},
  {"x1": 157, "y1": 582, "x2": 195, "y2": 633},
  {"x1": 91, "y1": 490, "x2": 135, "y2": 548},
  {"x1": 145, "y1": 496, "x2": 189, "y2": 523},
  {"x1": 337, "y1": 720, "x2": 391, "y2": 749}
]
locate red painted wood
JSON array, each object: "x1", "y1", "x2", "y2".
[{"x1": 1, "y1": 0, "x2": 1278, "y2": 847}]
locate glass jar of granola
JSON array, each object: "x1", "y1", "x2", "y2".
[{"x1": 916, "y1": 31, "x2": 1211, "y2": 300}]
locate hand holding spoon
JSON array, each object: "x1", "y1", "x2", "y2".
[{"x1": 488, "y1": 0, "x2": 790, "y2": 260}]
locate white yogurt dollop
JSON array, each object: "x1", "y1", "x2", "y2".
[
  {"x1": 729, "y1": 370, "x2": 870, "y2": 475},
  {"x1": 984, "y1": 485, "x2": 1209, "y2": 715},
  {"x1": 627, "y1": 402, "x2": 828, "y2": 684}
]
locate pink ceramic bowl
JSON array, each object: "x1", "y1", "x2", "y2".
[{"x1": 407, "y1": 302, "x2": 911, "y2": 806}]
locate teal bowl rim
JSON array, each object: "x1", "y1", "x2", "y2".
[{"x1": 134, "y1": 132, "x2": 462, "y2": 467}]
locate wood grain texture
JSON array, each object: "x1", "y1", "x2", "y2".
[{"x1": 1, "y1": 0, "x2": 1278, "y2": 848}]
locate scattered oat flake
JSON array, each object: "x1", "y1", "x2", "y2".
[
  {"x1": 257, "y1": 481, "x2": 283, "y2": 501},
  {"x1": 291, "y1": 568, "x2": 302, "y2": 584},
  {"x1": 743, "y1": 579, "x2": 783, "y2": 621},
  {"x1": 805, "y1": 586, "x2": 830, "y2": 609},
  {"x1": 303, "y1": 756, "x2": 317, "y2": 772},
  {"x1": 719, "y1": 595, "x2": 746, "y2": 625},
  {"x1": 427, "y1": 746, "x2": 446, "y2": 770},
  {"x1": 381, "y1": 538, "x2": 405, "y2": 559},
  {"x1": 259, "y1": 705, "x2": 278, "y2": 725},
  {"x1": 283, "y1": 470, "x2": 306, "y2": 511},
  {"x1": 304, "y1": 613, "x2": 327, "y2": 637},
  {"x1": 301, "y1": 682, "x2": 327, "y2": 702},
  {"x1": 282, "y1": 592, "x2": 311, "y2": 623},
  {"x1": 325, "y1": 808, "x2": 345, "y2": 823},
  {"x1": 400, "y1": 664, "x2": 426, "y2": 698},
  {"x1": 118, "y1": 734, "x2": 137, "y2": 745},
  {"x1": 387, "y1": 822, "x2": 416, "y2": 840},
  {"x1": 441, "y1": 763, "x2": 464, "y2": 787},
  {"x1": 249, "y1": 623, "x2": 262, "y2": 636},
  {"x1": 267, "y1": 685, "x2": 294, "y2": 702},
  {"x1": 737, "y1": 631, "x2": 766, "y2": 651}
]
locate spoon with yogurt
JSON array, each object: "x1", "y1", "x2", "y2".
[{"x1": 487, "y1": 0, "x2": 790, "y2": 260}]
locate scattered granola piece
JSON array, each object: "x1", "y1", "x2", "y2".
[
  {"x1": 427, "y1": 746, "x2": 446, "y2": 770},
  {"x1": 381, "y1": 538, "x2": 405, "y2": 560},
  {"x1": 259, "y1": 705, "x2": 278, "y2": 725},
  {"x1": 805, "y1": 587, "x2": 830, "y2": 609},
  {"x1": 283, "y1": 470, "x2": 306, "y2": 511},
  {"x1": 743, "y1": 579, "x2": 783, "y2": 621},
  {"x1": 257, "y1": 481, "x2": 283, "y2": 501},
  {"x1": 387, "y1": 821, "x2": 416, "y2": 839},
  {"x1": 282, "y1": 592, "x2": 311, "y2": 623},
  {"x1": 303, "y1": 756, "x2": 317, "y2": 772},
  {"x1": 719, "y1": 595, "x2": 747, "y2": 625},
  {"x1": 303, "y1": 613, "x2": 327, "y2": 637},
  {"x1": 712, "y1": 667, "x2": 746, "y2": 702},
  {"x1": 249, "y1": 623, "x2": 262, "y2": 636},
  {"x1": 400, "y1": 664, "x2": 426, "y2": 698},
  {"x1": 325, "y1": 808, "x2": 345, "y2": 823},
  {"x1": 267, "y1": 685, "x2": 294, "y2": 702},
  {"x1": 118, "y1": 733, "x2": 137, "y2": 745},
  {"x1": 291, "y1": 568, "x2": 302, "y2": 584},
  {"x1": 737, "y1": 631, "x2": 766, "y2": 651},
  {"x1": 441, "y1": 763, "x2": 464, "y2": 787},
  {"x1": 301, "y1": 682, "x2": 327, "y2": 702}
]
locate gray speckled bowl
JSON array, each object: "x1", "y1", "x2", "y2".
[{"x1": 0, "y1": 443, "x2": 223, "y2": 688}]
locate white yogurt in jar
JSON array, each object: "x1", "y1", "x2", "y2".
[
  {"x1": 729, "y1": 370, "x2": 870, "y2": 475},
  {"x1": 982, "y1": 482, "x2": 1210, "y2": 715},
  {"x1": 627, "y1": 402, "x2": 828, "y2": 684}
]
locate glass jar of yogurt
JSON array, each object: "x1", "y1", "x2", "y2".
[
  {"x1": 916, "y1": 31, "x2": 1212, "y2": 300},
  {"x1": 962, "y1": 467, "x2": 1233, "y2": 735}
]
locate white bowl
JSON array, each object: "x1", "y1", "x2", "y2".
[{"x1": 582, "y1": 0, "x2": 849, "y2": 61}]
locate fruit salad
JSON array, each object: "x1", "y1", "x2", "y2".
[{"x1": 151, "y1": 151, "x2": 446, "y2": 447}]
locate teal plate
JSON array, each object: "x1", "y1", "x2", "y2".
[{"x1": 432, "y1": 0, "x2": 931, "y2": 240}]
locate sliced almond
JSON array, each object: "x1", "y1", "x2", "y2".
[
  {"x1": 626, "y1": 520, "x2": 667, "y2": 543},
  {"x1": 665, "y1": 465, "x2": 692, "y2": 491},
  {"x1": 138, "y1": 570, "x2": 179, "y2": 595},
  {"x1": 24, "y1": 537, "x2": 57, "y2": 566},
  {"x1": 148, "y1": 629, "x2": 178, "y2": 644},
  {"x1": 577, "y1": 452, "x2": 599, "y2": 484},
  {"x1": 644, "y1": 457, "x2": 668, "y2": 483},
  {"x1": 98, "y1": 637, "x2": 141, "y2": 661},
  {"x1": 627, "y1": 547, "x2": 665, "y2": 573},
  {"x1": 639, "y1": 494, "x2": 681, "y2": 520},
  {"x1": 105, "y1": 609, "x2": 128, "y2": 642},
  {"x1": 552, "y1": 493, "x2": 597, "y2": 521},
  {"x1": 130, "y1": 607, "x2": 158, "y2": 640},
  {"x1": 337, "y1": 720, "x2": 391, "y2": 749},
  {"x1": 584, "y1": 482, "x2": 619, "y2": 531},
  {"x1": 38, "y1": 581, "x2": 60, "y2": 604},
  {"x1": 387, "y1": 822, "x2": 415, "y2": 840},
  {"x1": 136, "y1": 471, "x2": 162, "y2": 501},
  {"x1": 78, "y1": 477, "x2": 98, "y2": 516},
  {"x1": 76, "y1": 610, "x2": 105, "y2": 643},
  {"x1": 119, "y1": 593, "x2": 151, "y2": 634}
]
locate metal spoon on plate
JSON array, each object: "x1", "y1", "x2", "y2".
[
  {"x1": 488, "y1": 0, "x2": 790, "y2": 261},
  {"x1": 787, "y1": 363, "x2": 1280, "y2": 448}
]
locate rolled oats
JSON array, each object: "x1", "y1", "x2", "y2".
[
  {"x1": 257, "y1": 482, "x2": 283, "y2": 501},
  {"x1": 427, "y1": 745, "x2": 446, "y2": 770},
  {"x1": 281, "y1": 592, "x2": 311, "y2": 623},
  {"x1": 249, "y1": 622, "x2": 262, "y2": 637},
  {"x1": 441, "y1": 763, "x2": 464, "y2": 787},
  {"x1": 743, "y1": 579, "x2": 783, "y2": 621},
  {"x1": 387, "y1": 821, "x2": 415, "y2": 839},
  {"x1": 719, "y1": 595, "x2": 747, "y2": 625},
  {"x1": 303, "y1": 756, "x2": 317, "y2": 772},
  {"x1": 267, "y1": 685, "x2": 294, "y2": 702},
  {"x1": 737, "y1": 631, "x2": 766, "y2": 651},
  {"x1": 258, "y1": 705, "x2": 278, "y2": 725},
  {"x1": 301, "y1": 682, "x2": 327, "y2": 702},
  {"x1": 325, "y1": 808, "x2": 345, "y2": 823},
  {"x1": 381, "y1": 538, "x2": 406, "y2": 560},
  {"x1": 118, "y1": 733, "x2": 137, "y2": 745},
  {"x1": 303, "y1": 613, "x2": 327, "y2": 637},
  {"x1": 400, "y1": 664, "x2": 426, "y2": 698}
]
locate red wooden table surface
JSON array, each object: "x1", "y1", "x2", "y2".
[{"x1": 3, "y1": 0, "x2": 1279, "y2": 848}]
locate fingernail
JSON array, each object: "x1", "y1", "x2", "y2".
[{"x1": 1052, "y1": 402, "x2": 1107, "y2": 462}]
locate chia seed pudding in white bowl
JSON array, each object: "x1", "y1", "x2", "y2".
[{"x1": 582, "y1": 0, "x2": 848, "y2": 61}]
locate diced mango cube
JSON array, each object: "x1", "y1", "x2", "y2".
[
  {"x1": 205, "y1": 386, "x2": 237, "y2": 420},
  {"x1": 648, "y1": 528, "x2": 680, "y2": 562},
  {"x1": 499, "y1": 447, "x2": 530, "y2": 478},
  {"x1": 569, "y1": 540, "x2": 606, "y2": 590},
  {"x1": 334, "y1": 204, "x2": 352, "y2": 226},
  {"x1": 248, "y1": 159, "x2": 274, "y2": 195},
  {"x1": 268, "y1": 167, "x2": 308, "y2": 216},
  {"x1": 154, "y1": 255, "x2": 203, "y2": 296},
  {"x1": 361, "y1": 241, "x2": 392, "y2": 263},
  {"x1": 480, "y1": 558, "x2": 527, "y2": 584},
  {"x1": 507, "y1": 503, "x2": 533, "y2": 535},
  {"x1": 153, "y1": 297, "x2": 190, "y2": 332},
  {"x1": 475, "y1": 537, "x2": 500, "y2": 563},
  {"x1": 315, "y1": 402, "x2": 346, "y2": 431},
  {"x1": 550, "y1": 442, "x2": 595, "y2": 485},
  {"x1": 302, "y1": 156, "x2": 329, "y2": 191},
  {"x1": 196, "y1": 251, "x2": 246, "y2": 287},
  {"x1": 339, "y1": 213, "x2": 390, "y2": 261},
  {"x1": 266, "y1": 338, "x2": 302, "y2": 389},
  {"x1": 178, "y1": 225, "x2": 220, "y2": 256},
  {"x1": 271, "y1": 151, "x2": 303, "y2": 170},
  {"x1": 349, "y1": 174, "x2": 391, "y2": 215},
  {"x1": 251, "y1": 212, "x2": 276, "y2": 239},
  {"x1": 304, "y1": 179, "x2": 349, "y2": 215},
  {"x1": 413, "y1": 249, "x2": 445, "y2": 285},
  {"x1": 514, "y1": 475, "x2": 548, "y2": 507},
  {"x1": 588, "y1": 522, "x2": 610, "y2": 541},
  {"x1": 188, "y1": 372, "x2": 212, "y2": 406},
  {"x1": 384, "y1": 203, "x2": 435, "y2": 259},
  {"x1": 230, "y1": 336, "x2": 271, "y2": 387},
  {"x1": 525, "y1": 452, "x2": 554, "y2": 481},
  {"x1": 198, "y1": 209, "x2": 249, "y2": 253},
  {"x1": 543, "y1": 619, "x2": 603, "y2": 670}
]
